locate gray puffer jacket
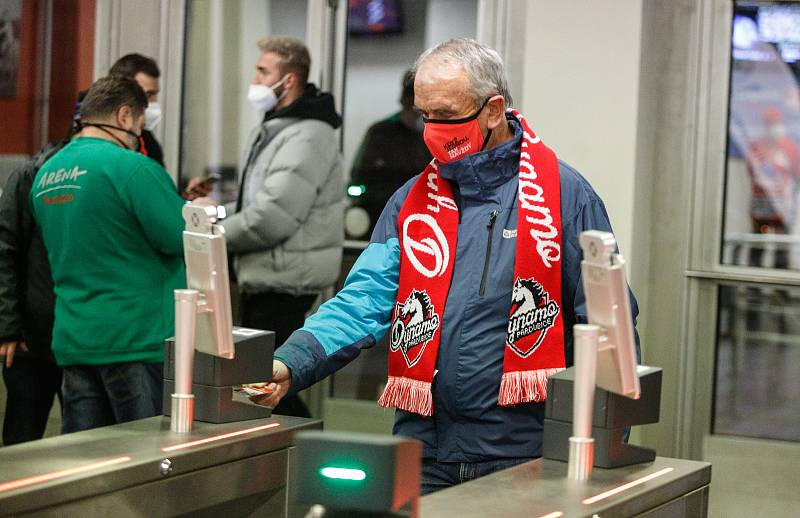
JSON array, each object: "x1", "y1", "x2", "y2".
[{"x1": 222, "y1": 86, "x2": 345, "y2": 296}]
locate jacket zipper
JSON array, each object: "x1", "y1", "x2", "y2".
[{"x1": 479, "y1": 210, "x2": 499, "y2": 296}]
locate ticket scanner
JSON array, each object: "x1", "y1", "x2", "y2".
[
  {"x1": 543, "y1": 230, "x2": 661, "y2": 478},
  {"x1": 164, "y1": 204, "x2": 274, "y2": 430}
]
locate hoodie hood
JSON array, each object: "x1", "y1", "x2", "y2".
[{"x1": 264, "y1": 84, "x2": 342, "y2": 129}]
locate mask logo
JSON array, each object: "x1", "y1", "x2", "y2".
[
  {"x1": 390, "y1": 289, "x2": 441, "y2": 367},
  {"x1": 443, "y1": 136, "x2": 471, "y2": 157},
  {"x1": 402, "y1": 213, "x2": 449, "y2": 278},
  {"x1": 506, "y1": 277, "x2": 560, "y2": 358}
]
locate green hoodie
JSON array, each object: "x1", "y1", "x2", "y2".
[{"x1": 31, "y1": 137, "x2": 185, "y2": 366}]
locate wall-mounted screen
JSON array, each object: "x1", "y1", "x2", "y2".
[{"x1": 348, "y1": 0, "x2": 402, "y2": 35}]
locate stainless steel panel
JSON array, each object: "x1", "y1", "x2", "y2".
[
  {"x1": 0, "y1": 415, "x2": 321, "y2": 515},
  {"x1": 420, "y1": 457, "x2": 711, "y2": 518},
  {"x1": 637, "y1": 487, "x2": 709, "y2": 518},
  {"x1": 16, "y1": 449, "x2": 289, "y2": 518}
]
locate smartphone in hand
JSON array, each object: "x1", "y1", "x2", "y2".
[{"x1": 183, "y1": 173, "x2": 220, "y2": 200}]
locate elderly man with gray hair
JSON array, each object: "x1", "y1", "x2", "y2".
[{"x1": 257, "y1": 38, "x2": 640, "y2": 493}]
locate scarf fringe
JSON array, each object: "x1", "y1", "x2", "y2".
[
  {"x1": 498, "y1": 368, "x2": 565, "y2": 406},
  {"x1": 378, "y1": 376, "x2": 433, "y2": 416}
]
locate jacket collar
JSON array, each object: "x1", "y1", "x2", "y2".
[
  {"x1": 438, "y1": 114, "x2": 522, "y2": 200},
  {"x1": 263, "y1": 84, "x2": 342, "y2": 129}
]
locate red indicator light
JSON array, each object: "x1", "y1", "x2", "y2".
[
  {"x1": 536, "y1": 512, "x2": 564, "y2": 518},
  {"x1": 0, "y1": 456, "x2": 132, "y2": 494},
  {"x1": 582, "y1": 467, "x2": 674, "y2": 505},
  {"x1": 161, "y1": 422, "x2": 280, "y2": 452}
]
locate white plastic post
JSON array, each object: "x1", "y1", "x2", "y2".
[
  {"x1": 568, "y1": 323, "x2": 600, "y2": 481},
  {"x1": 171, "y1": 289, "x2": 199, "y2": 433}
]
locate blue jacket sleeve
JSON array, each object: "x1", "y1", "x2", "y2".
[
  {"x1": 557, "y1": 160, "x2": 640, "y2": 367},
  {"x1": 273, "y1": 179, "x2": 412, "y2": 393}
]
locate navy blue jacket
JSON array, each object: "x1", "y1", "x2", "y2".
[{"x1": 275, "y1": 114, "x2": 639, "y2": 462}]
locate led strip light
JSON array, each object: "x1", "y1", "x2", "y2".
[
  {"x1": 582, "y1": 467, "x2": 675, "y2": 505},
  {"x1": 161, "y1": 422, "x2": 281, "y2": 452},
  {"x1": 0, "y1": 456, "x2": 132, "y2": 494}
]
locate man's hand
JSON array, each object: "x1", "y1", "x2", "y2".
[
  {"x1": 183, "y1": 177, "x2": 216, "y2": 201},
  {"x1": 249, "y1": 360, "x2": 292, "y2": 408},
  {"x1": 0, "y1": 341, "x2": 28, "y2": 368}
]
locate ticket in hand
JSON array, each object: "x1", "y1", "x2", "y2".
[{"x1": 233, "y1": 383, "x2": 275, "y2": 397}]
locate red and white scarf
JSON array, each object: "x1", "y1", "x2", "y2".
[{"x1": 378, "y1": 110, "x2": 566, "y2": 416}]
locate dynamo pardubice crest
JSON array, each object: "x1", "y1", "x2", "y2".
[
  {"x1": 390, "y1": 289, "x2": 441, "y2": 367},
  {"x1": 506, "y1": 277, "x2": 560, "y2": 358}
]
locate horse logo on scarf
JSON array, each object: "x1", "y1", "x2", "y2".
[
  {"x1": 390, "y1": 289, "x2": 441, "y2": 367},
  {"x1": 506, "y1": 277, "x2": 560, "y2": 358}
]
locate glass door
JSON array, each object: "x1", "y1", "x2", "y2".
[{"x1": 686, "y1": 1, "x2": 800, "y2": 515}]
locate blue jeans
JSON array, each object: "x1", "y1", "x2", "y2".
[
  {"x1": 61, "y1": 362, "x2": 163, "y2": 434},
  {"x1": 421, "y1": 457, "x2": 533, "y2": 495}
]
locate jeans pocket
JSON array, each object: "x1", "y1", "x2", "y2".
[{"x1": 101, "y1": 363, "x2": 142, "y2": 404}]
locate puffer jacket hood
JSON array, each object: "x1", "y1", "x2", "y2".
[{"x1": 265, "y1": 84, "x2": 342, "y2": 129}]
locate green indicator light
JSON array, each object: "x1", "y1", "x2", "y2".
[
  {"x1": 320, "y1": 466, "x2": 367, "y2": 481},
  {"x1": 347, "y1": 185, "x2": 366, "y2": 197}
]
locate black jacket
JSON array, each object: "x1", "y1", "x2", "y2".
[
  {"x1": 141, "y1": 130, "x2": 164, "y2": 166},
  {"x1": 0, "y1": 142, "x2": 65, "y2": 360},
  {"x1": 263, "y1": 84, "x2": 342, "y2": 128}
]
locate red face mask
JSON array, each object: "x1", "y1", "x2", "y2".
[{"x1": 423, "y1": 98, "x2": 492, "y2": 163}]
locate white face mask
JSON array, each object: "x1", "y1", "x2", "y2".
[
  {"x1": 247, "y1": 75, "x2": 288, "y2": 112},
  {"x1": 144, "y1": 102, "x2": 162, "y2": 130}
]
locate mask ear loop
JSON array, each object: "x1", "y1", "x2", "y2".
[
  {"x1": 480, "y1": 128, "x2": 493, "y2": 151},
  {"x1": 480, "y1": 97, "x2": 502, "y2": 151},
  {"x1": 272, "y1": 74, "x2": 291, "y2": 101}
]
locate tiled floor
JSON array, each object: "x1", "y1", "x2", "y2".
[{"x1": 706, "y1": 435, "x2": 800, "y2": 518}]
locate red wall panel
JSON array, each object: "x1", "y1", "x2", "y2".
[
  {"x1": 0, "y1": 0, "x2": 95, "y2": 155},
  {"x1": 48, "y1": 0, "x2": 95, "y2": 143},
  {"x1": 0, "y1": 0, "x2": 39, "y2": 154}
]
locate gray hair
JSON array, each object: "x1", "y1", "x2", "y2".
[{"x1": 413, "y1": 38, "x2": 513, "y2": 108}]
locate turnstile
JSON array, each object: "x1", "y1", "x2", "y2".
[
  {"x1": 420, "y1": 456, "x2": 710, "y2": 517},
  {"x1": 0, "y1": 415, "x2": 320, "y2": 517}
]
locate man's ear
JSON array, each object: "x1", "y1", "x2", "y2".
[
  {"x1": 117, "y1": 105, "x2": 134, "y2": 129},
  {"x1": 285, "y1": 72, "x2": 298, "y2": 92},
  {"x1": 485, "y1": 95, "x2": 506, "y2": 130}
]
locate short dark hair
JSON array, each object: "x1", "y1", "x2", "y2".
[
  {"x1": 79, "y1": 76, "x2": 148, "y2": 121},
  {"x1": 109, "y1": 53, "x2": 160, "y2": 79},
  {"x1": 257, "y1": 37, "x2": 311, "y2": 86}
]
